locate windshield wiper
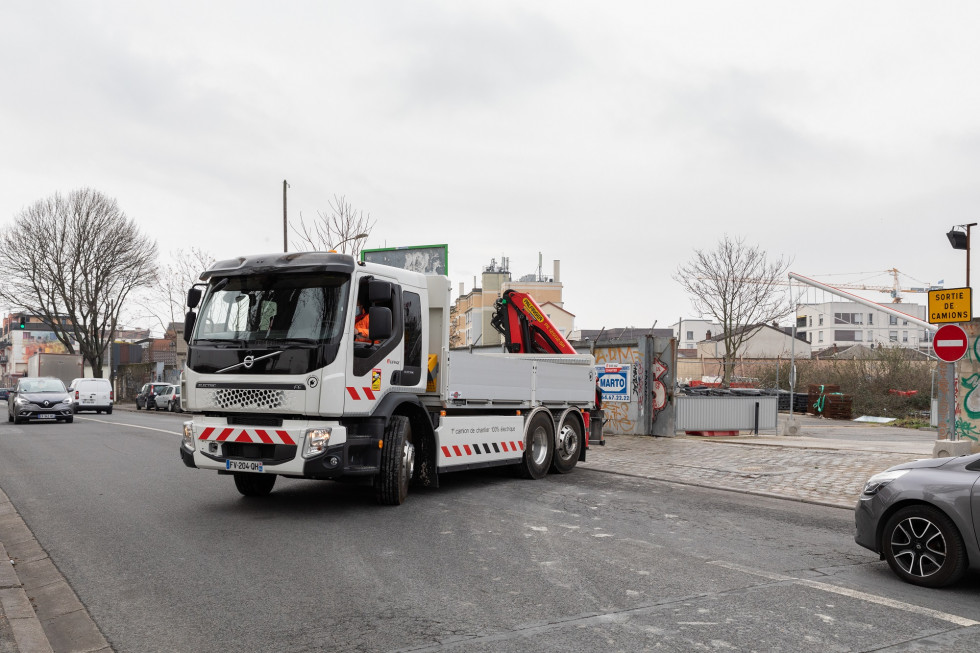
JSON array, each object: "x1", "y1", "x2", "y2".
[{"x1": 215, "y1": 351, "x2": 283, "y2": 374}]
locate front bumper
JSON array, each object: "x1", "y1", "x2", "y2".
[
  {"x1": 854, "y1": 494, "x2": 883, "y2": 554},
  {"x1": 180, "y1": 417, "x2": 385, "y2": 479},
  {"x1": 12, "y1": 405, "x2": 74, "y2": 420}
]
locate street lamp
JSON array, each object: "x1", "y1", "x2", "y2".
[
  {"x1": 947, "y1": 223, "x2": 978, "y2": 287},
  {"x1": 330, "y1": 233, "x2": 368, "y2": 253}
]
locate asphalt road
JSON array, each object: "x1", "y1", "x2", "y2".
[{"x1": 0, "y1": 412, "x2": 978, "y2": 652}]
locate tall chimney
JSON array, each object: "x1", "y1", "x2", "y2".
[
  {"x1": 458, "y1": 282, "x2": 464, "y2": 297},
  {"x1": 553, "y1": 260, "x2": 560, "y2": 283}
]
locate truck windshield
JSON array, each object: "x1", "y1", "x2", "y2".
[{"x1": 193, "y1": 273, "x2": 351, "y2": 345}]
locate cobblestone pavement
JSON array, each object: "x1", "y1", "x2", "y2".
[{"x1": 580, "y1": 434, "x2": 930, "y2": 509}]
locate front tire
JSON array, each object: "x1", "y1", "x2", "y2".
[
  {"x1": 234, "y1": 472, "x2": 276, "y2": 497},
  {"x1": 519, "y1": 411, "x2": 554, "y2": 479},
  {"x1": 882, "y1": 505, "x2": 967, "y2": 588},
  {"x1": 551, "y1": 412, "x2": 582, "y2": 474},
  {"x1": 376, "y1": 416, "x2": 414, "y2": 505},
  {"x1": 64, "y1": 416, "x2": 73, "y2": 424}
]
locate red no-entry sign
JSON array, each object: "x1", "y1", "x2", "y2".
[{"x1": 933, "y1": 324, "x2": 969, "y2": 362}]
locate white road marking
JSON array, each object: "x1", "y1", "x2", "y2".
[
  {"x1": 75, "y1": 416, "x2": 180, "y2": 436},
  {"x1": 708, "y1": 560, "x2": 979, "y2": 628}
]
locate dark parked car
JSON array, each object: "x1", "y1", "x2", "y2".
[
  {"x1": 7, "y1": 377, "x2": 74, "y2": 424},
  {"x1": 136, "y1": 383, "x2": 172, "y2": 410},
  {"x1": 0, "y1": 388, "x2": 11, "y2": 401},
  {"x1": 855, "y1": 453, "x2": 980, "y2": 587}
]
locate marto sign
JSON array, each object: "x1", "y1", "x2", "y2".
[
  {"x1": 596, "y1": 364, "x2": 631, "y2": 402},
  {"x1": 933, "y1": 324, "x2": 969, "y2": 363}
]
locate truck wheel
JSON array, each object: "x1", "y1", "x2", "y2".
[
  {"x1": 551, "y1": 412, "x2": 582, "y2": 474},
  {"x1": 519, "y1": 411, "x2": 554, "y2": 480},
  {"x1": 376, "y1": 416, "x2": 414, "y2": 505},
  {"x1": 234, "y1": 472, "x2": 276, "y2": 497}
]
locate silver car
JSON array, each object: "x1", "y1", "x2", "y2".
[
  {"x1": 855, "y1": 453, "x2": 980, "y2": 587},
  {"x1": 7, "y1": 377, "x2": 74, "y2": 424}
]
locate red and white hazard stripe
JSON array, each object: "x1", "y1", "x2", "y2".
[
  {"x1": 198, "y1": 427, "x2": 296, "y2": 446},
  {"x1": 441, "y1": 440, "x2": 524, "y2": 459},
  {"x1": 346, "y1": 387, "x2": 376, "y2": 400}
]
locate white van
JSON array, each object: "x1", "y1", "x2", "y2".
[{"x1": 68, "y1": 378, "x2": 113, "y2": 414}]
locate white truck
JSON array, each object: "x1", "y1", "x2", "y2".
[
  {"x1": 27, "y1": 353, "x2": 84, "y2": 388},
  {"x1": 179, "y1": 251, "x2": 599, "y2": 504}
]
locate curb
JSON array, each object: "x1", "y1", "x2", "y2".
[{"x1": 0, "y1": 489, "x2": 110, "y2": 653}]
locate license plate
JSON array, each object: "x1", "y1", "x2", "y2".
[
  {"x1": 37, "y1": 413, "x2": 55, "y2": 419},
  {"x1": 226, "y1": 460, "x2": 264, "y2": 473},
  {"x1": 81, "y1": 399, "x2": 94, "y2": 404}
]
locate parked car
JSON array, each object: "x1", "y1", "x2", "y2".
[
  {"x1": 136, "y1": 383, "x2": 172, "y2": 410},
  {"x1": 156, "y1": 385, "x2": 180, "y2": 413},
  {"x1": 68, "y1": 378, "x2": 113, "y2": 414},
  {"x1": 0, "y1": 388, "x2": 11, "y2": 402},
  {"x1": 154, "y1": 385, "x2": 181, "y2": 412},
  {"x1": 855, "y1": 453, "x2": 980, "y2": 587},
  {"x1": 7, "y1": 377, "x2": 74, "y2": 424}
]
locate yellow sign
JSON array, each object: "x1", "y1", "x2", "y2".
[{"x1": 928, "y1": 287, "x2": 972, "y2": 324}]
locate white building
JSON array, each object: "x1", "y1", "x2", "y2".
[
  {"x1": 697, "y1": 324, "x2": 812, "y2": 359},
  {"x1": 672, "y1": 318, "x2": 722, "y2": 351},
  {"x1": 794, "y1": 301, "x2": 932, "y2": 349}
]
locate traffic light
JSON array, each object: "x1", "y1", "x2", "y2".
[{"x1": 18, "y1": 316, "x2": 25, "y2": 329}]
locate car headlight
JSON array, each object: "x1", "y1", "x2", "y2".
[
  {"x1": 862, "y1": 469, "x2": 910, "y2": 496},
  {"x1": 14, "y1": 397, "x2": 28, "y2": 406},
  {"x1": 302, "y1": 428, "x2": 332, "y2": 458},
  {"x1": 182, "y1": 422, "x2": 196, "y2": 452}
]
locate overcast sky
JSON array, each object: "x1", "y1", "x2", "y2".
[{"x1": 2, "y1": 1, "x2": 976, "y2": 332}]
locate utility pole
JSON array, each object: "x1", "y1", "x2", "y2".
[{"x1": 283, "y1": 180, "x2": 290, "y2": 253}]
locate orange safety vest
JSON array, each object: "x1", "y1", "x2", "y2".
[{"x1": 355, "y1": 311, "x2": 371, "y2": 342}]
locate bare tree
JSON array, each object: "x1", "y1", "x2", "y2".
[
  {"x1": 137, "y1": 247, "x2": 216, "y2": 336},
  {"x1": 0, "y1": 189, "x2": 158, "y2": 378},
  {"x1": 290, "y1": 195, "x2": 375, "y2": 256},
  {"x1": 674, "y1": 235, "x2": 791, "y2": 387}
]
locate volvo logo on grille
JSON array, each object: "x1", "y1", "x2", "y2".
[{"x1": 243, "y1": 355, "x2": 255, "y2": 369}]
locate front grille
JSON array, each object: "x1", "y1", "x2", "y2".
[
  {"x1": 204, "y1": 387, "x2": 304, "y2": 411},
  {"x1": 223, "y1": 443, "x2": 296, "y2": 462},
  {"x1": 227, "y1": 415, "x2": 283, "y2": 427}
]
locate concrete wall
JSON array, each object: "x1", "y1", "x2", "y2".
[{"x1": 583, "y1": 335, "x2": 677, "y2": 437}]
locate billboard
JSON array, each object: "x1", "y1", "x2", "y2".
[{"x1": 361, "y1": 244, "x2": 448, "y2": 276}]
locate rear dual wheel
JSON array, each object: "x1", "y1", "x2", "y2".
[
  {"x1": 519, "y1": 411, "x2": 554, "y2": 479},
  {"x1": 550, "y1": 412, "x2": 582, "y2": 474}
]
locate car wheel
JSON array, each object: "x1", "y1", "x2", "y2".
[
  {"x1": 168, "y1": 401, "x2": 175, "y2": 412},
  {"x1": 107, "y1": 407, "x2": 112, "y2": 415},
  {"x1": 233, "y1": 472, "x2": 276, "y2": 497},
  {"x1": 882, "y1": 505, "x2": 967, "y2": 588},
  {"x1": 136, "y1": 401, "x2": 142, "y2": 410},
  {"x1": 64, "y1": 416, "x2": 73, "y2": 424},
  {"x1": 7, "y1": 411, "x2": 12, "y2": 423}
]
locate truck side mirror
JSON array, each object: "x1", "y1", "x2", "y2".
[
  {"x1": 187, "y1": 287, "x2": 202, "y2": 309},
  {"x1": 368, "y1": 306, "x2": 392, "y2": 341},
  {"x1": 368, "y1": 280, "x2": 391, "y2": 303},
  {"x1": 183, "y1": 311, "x2": 196, "y2": 343}
]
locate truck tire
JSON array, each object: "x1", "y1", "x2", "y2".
[
  {"x1": 234, "y1": 472, "x2": 276, "y2": 497},
  {"x1": 519, "y1": 411, "x2": 554, "y2": 480},
  {"x1": 376, "y1": 416, "x2": 414, "y2": 506},
  {"x1": 551, "y1": 411, "x2": 582, "y2": 474}
]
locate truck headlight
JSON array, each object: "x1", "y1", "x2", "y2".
[
  {"x1": 182, "y1": 422, "x2": 196, "y2": 452},
  {"x1": 303, "y1": 428, "x2": 332, "y2": 458}
]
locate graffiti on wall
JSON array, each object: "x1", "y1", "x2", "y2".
[
  {"x1": 21, "y1": 333, "x2": 69, "y2": 362},
  {"x1": 595, "y1": 345, "x2": 643, "y2": 433},
  {"x1": 956, "y1": 332, "x2": 980, "y2": 441},
  {"x1": 651, "y1": 357, "x2": 668, "y2": 418}
]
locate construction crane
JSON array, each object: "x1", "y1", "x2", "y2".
[{"x1": 701, "y1": 269, "x2": 940, "y2": 303}]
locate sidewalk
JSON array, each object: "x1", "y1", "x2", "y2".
[
  {"x1": 0, "y1": 412, "x2": 952, "y2": 652},
  {"x1": 581, "y1": 414, "x2": 939, "y2": 509}
]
